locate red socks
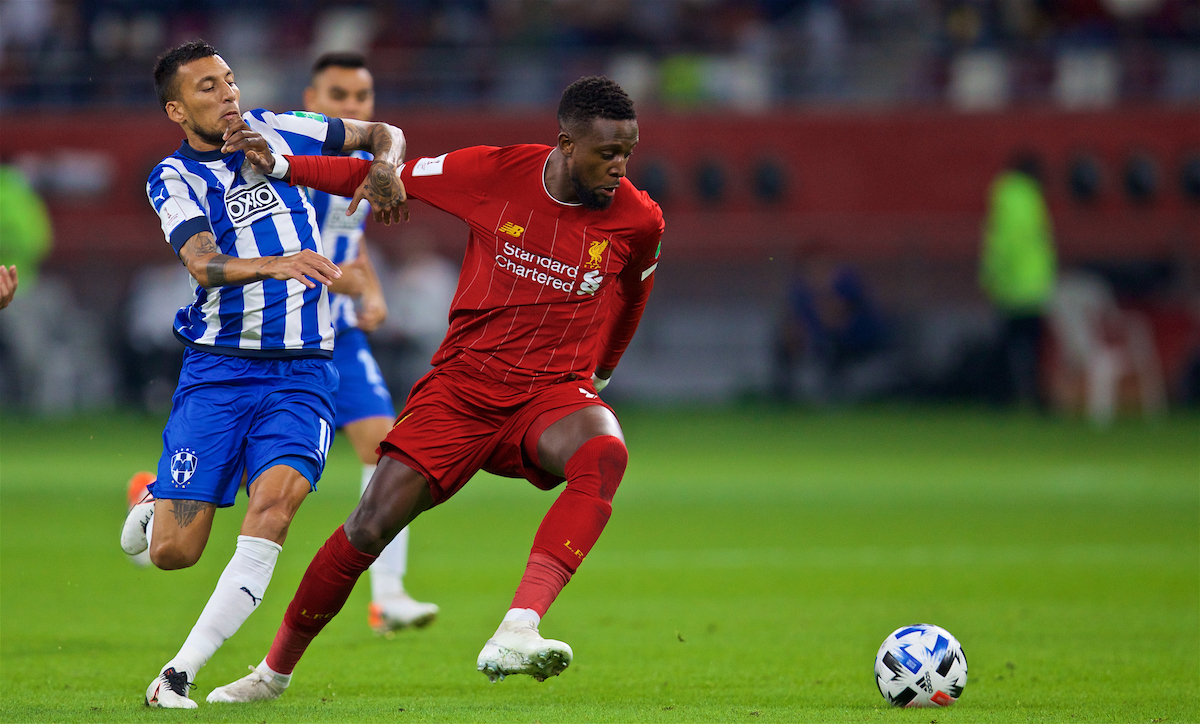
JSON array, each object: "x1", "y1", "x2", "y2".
[
  {"x1": 265, "y1": 526, "x2": 377, "y2": 675},
  {"x1": 511, "y1": 435, "x2": 627, "y2": 615}
]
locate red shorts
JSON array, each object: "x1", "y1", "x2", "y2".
[{"x1": 379, "y1": 359, "x2": 614, "y2": 505}]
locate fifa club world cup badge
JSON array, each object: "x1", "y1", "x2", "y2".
[{"x1": 169, "y1": 448, "x2": 199, "y2": 488}]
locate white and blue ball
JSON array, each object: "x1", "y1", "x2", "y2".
[{"x1": 874, "y1": 623, "x2": 967, "y2": 707}]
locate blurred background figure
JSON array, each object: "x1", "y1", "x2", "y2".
[
  {"x1": 774, "y1": 252, "x2": 899, "y2": 404},
  {"x1": 980, "y1": 152, "x2": 1057, "y2": 409},
  {"x1": 1046, "y1": 271, "x2": 1167, "y2": 426},
  {"x1": 0, "y1": 1, "x2": 1195, "y2": 417}
]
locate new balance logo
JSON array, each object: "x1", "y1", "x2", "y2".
[
  {"x1": 498, "y1": 222, "x2": 524, "y2": 238},
  {"x1": 578, "y1": 387, "x2": 597, "y2": 399},
  {"x1": 240, "y1": 587, "x2": 262, "y2": 606}
]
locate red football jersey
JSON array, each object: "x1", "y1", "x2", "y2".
[{"x1": 396, "y1": 144, "x2": 665, "y2": 390}]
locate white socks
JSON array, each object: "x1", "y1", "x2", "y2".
[
  {"x1": 503, "y1": 608, "x2": 541, "y2": 626},
  {"x1": 165, "y1": 535, "x2": 281, "y2": 683},
  {"x1": 362, "y1": 464, "x2": 410, "y2": 602}
]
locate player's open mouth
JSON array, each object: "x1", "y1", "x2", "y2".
[
  {"x1": 222, "y1": 110, "x2": 241, "y2": 123},
  {"x1": 596, "y1": 186, "x2": 617, "y2": 197}
]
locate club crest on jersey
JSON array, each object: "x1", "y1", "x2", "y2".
[
  {"x1": 226, "y1": 181, "x2": 283, "y2": 227},
  {"x1": 585, "y1": 238, "x2": 609, "y2": 270},
  {"x1": 169, "y1": 448, "x2": 199, "y2": 487}
]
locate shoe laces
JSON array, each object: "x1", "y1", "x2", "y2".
[{"x1": 161, "y1": 667, "x2": 190, "y2": 697}]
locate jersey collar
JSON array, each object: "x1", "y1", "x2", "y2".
[{"x1": 177, "y1": 141, "x2": 234, "y2": 162}]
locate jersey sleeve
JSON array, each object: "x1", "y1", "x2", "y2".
[
  {"x1": 398, "y1": 146, "x2": 496, "y2": 220},
  {"x1": 147, "y1": 162, "x2": 213, "y2": 255},
  {"x1": 244, "y1": 108, "x2": 346, "y2": 157},
  {"x1": 596, "y1": 204, "x2": 665, "y2": 371}
]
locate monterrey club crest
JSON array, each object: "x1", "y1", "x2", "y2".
[{"x1": 169, "y1": 448, "x2": 199, "y2": 488}]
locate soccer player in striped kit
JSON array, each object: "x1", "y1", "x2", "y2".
[
  {"x1": 302, "y1": 52, "x2": 439, "y2": 634},
  {"x1": 118, "y1": 40, "x2": 407, "y2": 709},
  {"x1": 208, "y1": 76, "x2": 664, "y2": 702}
]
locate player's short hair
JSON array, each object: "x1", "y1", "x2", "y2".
[
  {"x1": 557, "y1": 76, "x2": 636, "y2": 134},
  {"x1": 312, "y1": 51, "x2": 368, "y2": 79},
  {"x1": 153, "y1": 40, "x2": 219, "y2": 112}
]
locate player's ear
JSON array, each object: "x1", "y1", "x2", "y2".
[
  {"x1": 558, "y1": 131, "x2": 574, "y2": 158},
  {"x1": 165, "y1": 99, "x2": 186, "y2": 124},
  {"x1": 302, "y1": 86, "x2": 317, "y2": 112}
]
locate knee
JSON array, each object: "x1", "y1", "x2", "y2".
[
  {"x1": 344, "y1": 508, "x2": 392, "y2": 556},
  {"x1": 149, "y1": 540, "x2": 201, "y2": 570},
  {"x1": 565, "y1": 435, "x2": 628, "y2": 503}
]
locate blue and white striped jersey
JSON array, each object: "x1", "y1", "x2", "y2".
[
  {"x1": 147, "y1": 109, "x2": 346, "y2": 359},
  {"x1": 306, "y1": 150, "x2": 371, "y2": 336}
]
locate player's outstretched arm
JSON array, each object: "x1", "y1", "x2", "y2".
[{"x1": 179, "y1": 231, "x2": 341, "y2": 290}]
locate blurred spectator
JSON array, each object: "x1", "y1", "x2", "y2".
[
  {"x1": 0, "y1": 164, "x2": 51, "y2": 293},
  {"x1": 0, "y1": 161, "x2": 115, "y2": 413},
  {"x1": 774, "y1": 256, "x2": 898, "y2": 403},
  {"x1": 980, "y1": 152, "x2": 1057, "y2": 407},
  {"x1": 1046, "y1": 271, "x2": 1167, "y2": 424},
  {"x1": 1, "y1": 0, "x2": 1196, "y2": 109}
]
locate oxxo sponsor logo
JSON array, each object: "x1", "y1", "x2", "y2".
[{"x1": 226, "y1": 182, "x2": 283, "y2": 227}]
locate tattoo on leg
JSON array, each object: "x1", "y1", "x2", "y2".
[{"x1": 171, "y1": 500, "x2": 208, "y2": 528}]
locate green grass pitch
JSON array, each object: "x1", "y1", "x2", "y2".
[{"x1": 1, "y1": 407, "x2": 1197, "y2": 722}]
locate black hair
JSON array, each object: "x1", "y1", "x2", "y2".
[
  {"x1": 153, "y1": 40, "x2": 220, "y2": 111},
  {"x1": 312, "y1": 51, "x2": 367, "y2": 78},
  {"x1": 557, "y1": 76, "x2": 635, "y2": 134}
]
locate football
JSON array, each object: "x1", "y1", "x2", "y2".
[{"x1": 874, "y1": 624, "x2": 968, "y2": 707}]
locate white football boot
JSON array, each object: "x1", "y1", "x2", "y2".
[
  {"x1": 120, "y1": 473, "x2": 155, "y2": 557},
  {"x1": 207, "y1": 661, "x2": 289, "y2": 703},
  {"x1": 145, "y1": 667, "x2": 196, "y2": 709},
  {"x1": 476, "y1": 620, "x2": 573, "y2": 682},
  {"x1": 368, "y1": 594, "x2": 440, "y2": 635}
]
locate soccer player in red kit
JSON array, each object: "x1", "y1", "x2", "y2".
[{"x1": 207, "y1": 76, "x2": 663, "y2": 702}]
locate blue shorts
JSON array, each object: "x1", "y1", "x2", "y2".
[
  {"x1": 151, "y1": 347, "x2": 339, "y2": 507},
  {"x1": 333, "y1": 328, "x2": 396, "y2": 428}
]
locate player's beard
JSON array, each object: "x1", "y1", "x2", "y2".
[
  {"x1": 569, "y1": 168, "x2": 614, "y2": 211},
  {"x1": 188, "y1": 118, "x2": 227, "y2": 150}
]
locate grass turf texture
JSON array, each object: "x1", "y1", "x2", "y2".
[{"x1": 1, "y1": 407, "x2": 1196, "y2": 723}]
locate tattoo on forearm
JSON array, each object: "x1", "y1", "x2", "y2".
[
  {"x1": 205, "y1": 254, "x2": 233, "y2": 286},
  {"x1": 170, "y1": 500, "x2": 208, "y2": 528}
]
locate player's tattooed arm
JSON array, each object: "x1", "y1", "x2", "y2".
[
  {"x1": 179, "y1": 231, "x2": 342, "y2": 290},
  {"x1": 342, "y1": 119, "x2": 409, "y2": 224},
  {"x1": 342, "y1": 119, "x2": 405, "y2": 167}
]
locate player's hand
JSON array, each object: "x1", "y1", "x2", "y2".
[
  {"x1": 327, "y1": 255, "x2": 369, "y2": 296},
  {"x1": 348, "y1": 161, "x2": 409, "y2": 225},
  {"x1": 222, "y1": 117, "x2": 275, "y2": 175},
  {"x1": 0, "y1": 265, "x2": 18, "y2": 310},
  {"x1": 592, "y1": 368, "x2": 613, "y2": 392},
  {"x1": 357, "y1": 288, "x2": 388, "y2": 332},
  {"x1": 260, "y1": 249, "x2": 341, "y2": 289}
]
